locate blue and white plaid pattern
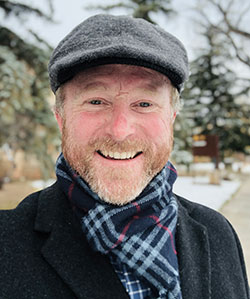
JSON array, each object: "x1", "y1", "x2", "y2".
[
  {"x1": 56, "y1": 153, "x2": 182, "y2": 299},
  {"x1": 110, "y1": 255, "x2": 153, "y2": 298}
]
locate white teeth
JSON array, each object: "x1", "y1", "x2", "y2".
[
  {"x1": 126, "y1": 151, "x2": 132, "y2": 159},
  {"x1": 113, "y1": 152, "x2": 120, "y2": 159},
  {"x1": 120, "y1": 152, "x2": 127, "y2": 159},
  {"x1": 100, "y1": 150, "x2": 139, "y2": 160},
  {"x1": 102, "y1": 150, "x2": 108, "y2": 157}
]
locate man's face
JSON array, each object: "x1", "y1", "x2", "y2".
[{"x1": 56, "y1": 65, "x2": 176, "y2": 205}]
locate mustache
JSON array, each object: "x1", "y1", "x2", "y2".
[{"x1": 88, "y1": 137, "x2": 151, "y2": 153}]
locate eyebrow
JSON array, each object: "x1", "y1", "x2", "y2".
[
  {"x1": 138, "y1": 82, "x2": 159, "y2": 92},
  {"x1": 81, "y1": 80, "x2": 161, "y2": 93},
  {"x1": 80, "y1": 81, "x2": 108, "y2": 92},
  {"x1": 73, "y1": 71, "x2": 167, "y2": 97}
]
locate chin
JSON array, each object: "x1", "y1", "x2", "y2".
[{"x1": 84, "y1": 170, "x2": 152, "y2": 206}]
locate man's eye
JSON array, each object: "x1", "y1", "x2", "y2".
[
  {"x1": 90, "y1": 99, "x2": 102, "y2": 105},
  {"x1": 139, "y1": 102, "x2": 152, "y2": 107},
  {"x1": 131, "y1": 101, "x2": 155, "y2": 113}
]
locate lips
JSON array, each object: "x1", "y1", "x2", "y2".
[{"x1": 97, "y1": 150, "x2": 142, "y2": 160}]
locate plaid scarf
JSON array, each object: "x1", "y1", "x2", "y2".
[{"x1": 56, "y1": 153, "x2": 182, "y2": 299}]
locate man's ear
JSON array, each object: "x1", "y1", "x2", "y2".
[{"x1": 55, "y1": 111, "x2": 63, "y2": 133}]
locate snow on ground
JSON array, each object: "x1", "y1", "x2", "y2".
[
  {"x1": 173, "y1": 176, "x2": 240, "y2": 211},
  {"x1": 31, "y1": 179, "x2": 56, "y2": 190}
]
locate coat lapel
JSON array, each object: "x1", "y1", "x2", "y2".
[
  {"x1": 34, "y1": 183, "x2": 128, "y2": 299},
  {"x1": 176, "y1": 197, "x2": 211, "y2": 299}
]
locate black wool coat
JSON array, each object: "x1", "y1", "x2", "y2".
[{"x1": 0, "y1": 182, "x2": 249, "y2": 299}]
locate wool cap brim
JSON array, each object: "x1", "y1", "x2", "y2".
[{"x1": 48, "y1": 14, "x2": 189, "y2": 93}]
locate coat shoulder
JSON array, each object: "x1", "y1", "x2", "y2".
[
  {"x1": 0, "y1": 183, "x2": 57, "y2": 233},
  {"x1": 175, "y1": 193, "x2": 249, "y2": 299},
  {"x1": 176, "y1": 193, "x2": 230, "y2": 229},
  {"x1": 175, "y1": 193, "x2": 247, "y2": 272},
  {"x1": 0, "y1": 190, "x2": 40, "y2": 226}
]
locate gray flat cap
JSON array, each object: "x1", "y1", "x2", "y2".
[{"x1": 49, "y1": 14, "x2": 189, "y2": 93}]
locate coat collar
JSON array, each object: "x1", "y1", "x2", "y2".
[
  {"x1": 34, "y1": 183, "x2": 211, "y2": 299},
  {"x1": 176, "y1": 196, "x2": 211, "y2": 299},
  {"x1": 34, "y1": 182, "x2": 128, "y2": 299}
]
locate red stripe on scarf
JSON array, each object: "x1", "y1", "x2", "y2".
[
  {"x1": 148, "y1": 215, "x2": 177, "y2": 255},
  {"x1": 109, "y1": 215, "x2": 139, "y2": 252}
]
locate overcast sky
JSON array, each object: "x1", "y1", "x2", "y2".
[
  {"x1": 42, "y1": 0, "x2": 196, "y2": 48},
  {"x1": 2, "y1": 0, "x2": 249, "y2": 73},
  {"x1": 1, "y1": 0, "x2": 199, "y2": 59}
]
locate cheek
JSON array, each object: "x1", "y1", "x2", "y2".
[
  {"x1": 70, "y1": 112, "x2": 105, "y2": 141},
  {"x1": 143, "y1": 115, "x2": 172, "y2": 142}
]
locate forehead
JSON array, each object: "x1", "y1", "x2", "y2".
[{"x1": 68, "y1": 64, "x2": 171, "y2": 89}]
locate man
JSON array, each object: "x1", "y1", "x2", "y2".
[{"x1": 0, "y1": 14, "x2": 249, "y2": 299}]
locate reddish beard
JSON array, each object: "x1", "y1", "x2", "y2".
[{"x1": 61, "y1": 122, "x2": 173, "y2": 205}]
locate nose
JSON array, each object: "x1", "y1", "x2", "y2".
[{"x1": 106, "y1": 105, "x2": 135, "y2": 141}]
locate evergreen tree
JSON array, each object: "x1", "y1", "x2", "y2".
[
  {"x1": 183, "y1": 26, "x2": 250, "y2": 158},
  {"x1": 0, "y1": 0, "x2": 59, "y2": 180}
]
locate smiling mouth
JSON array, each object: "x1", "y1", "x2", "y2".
[{"x1": 97, "y1": 150, "x2": 142, "y2": 160}]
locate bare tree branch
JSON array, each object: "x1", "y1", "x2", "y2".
[
  {"x1": 0, "y1": 0, "x2": 53, "y2": 21},
  {"x1": 226, "y1": 26, "x2": 250, "y2": 39},
  {"x1": 235, "y1": 3, "x2": 250, "y2": 27},
  {"x1": 227, "y1": 34, "x2": 250, "y2": 67},
  {"x1": 196, "y1": 0, "x2": 250, "y2": 68},
  {"x1": 87, "y1": 3, "x2": 133, "y2": 11},
  {"x1": 210, "y1": 0, "x2": 250, "y2": 39}
]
